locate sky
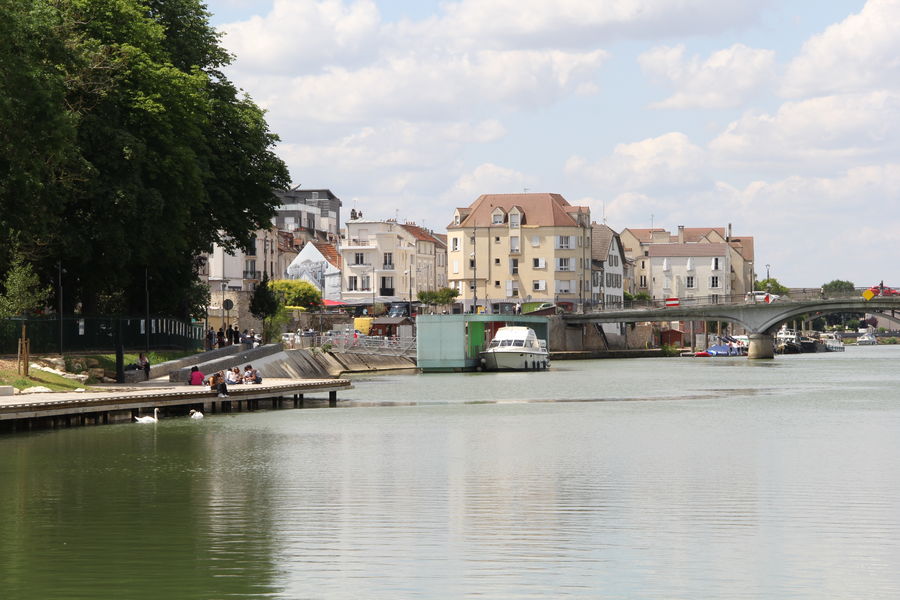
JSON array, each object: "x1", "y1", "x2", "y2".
[{"x1": 202, "y1": 0, "x2": 900, "y2": 287}]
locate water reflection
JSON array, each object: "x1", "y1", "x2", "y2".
[{"x1": 1, "y1": 347, "x2": 900, "y2": 598}]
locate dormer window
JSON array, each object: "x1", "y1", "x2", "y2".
[
  {"x1": 492, "y1": 213, "x2": 504, "y2": 225},
  {"x1": 509, "y1": 213, "x2": 520, "y2": 228}
]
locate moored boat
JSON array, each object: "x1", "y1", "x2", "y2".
[
  {"x1": 480, "y1": 326, "x2": 550, "y2": 371},
  {"x1": 857, "y1": 332, "x2": 877, "y2": 345},
  {"x1": 820, "y1": 332, "x2": 845, "y2": 352}
]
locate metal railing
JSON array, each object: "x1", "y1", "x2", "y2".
[
  {"x1": 591, "y1": 286, "x2": 897, "y2": 312},
  {"x1": 315, "y1": 334, "x2": 416, "y2": 357}
]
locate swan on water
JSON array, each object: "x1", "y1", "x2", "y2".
[
  {"x1": 189, "y1": 409, "x2": 204, "y2": 420},
  {"x1": 134, "y1": 408, "x2": 159, "y2": 424}
]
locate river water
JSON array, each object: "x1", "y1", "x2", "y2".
[{"x1": 2, "y1": 346, "x2": 900, "y2": 599}]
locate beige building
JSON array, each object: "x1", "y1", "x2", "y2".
[
  {"x1": 447, "y1": 193, "x2": 592, "y2": 313},
  {"x1": 620, "y1": 225, "x2": 754, "y2": 301}
]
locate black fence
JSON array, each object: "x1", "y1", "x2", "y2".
[{"x1": 0, "y1": 315, "x2": 205, "y2": 355}]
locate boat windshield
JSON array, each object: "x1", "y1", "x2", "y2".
[
  {"x1": 488, "y1": 340, "x2": 500, "y2": 348},
  {"x1": 513, "y1": 340, "x2": 525, "y2": 347}
]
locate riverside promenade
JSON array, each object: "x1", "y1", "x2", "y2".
[{"x1": 0, "y1": 376, "x2": 352, "y2": 433}]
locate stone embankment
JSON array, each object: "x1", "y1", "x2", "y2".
[{"x1": 169, "y1": 345, "x2": 416, "y2": 382}]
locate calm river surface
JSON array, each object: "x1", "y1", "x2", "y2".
[{"x1": 3, "y1": 346, "x2": 900, "y2": 599}]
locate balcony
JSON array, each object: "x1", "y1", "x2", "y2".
[
  {"x1": 243, "y1": 270, "x2": 261, "y2": 280},
  {"x1": 382, "y1": 263, "x2": 395, "y2": 270},
  {"x1": 509, "y1": 247, "x2": 521, "y2": 255},
  {"x1": 380, "y1": 287, "x2": 395, "y2": 296},
  {"x1": 343, "y1": 239, "x2": 372, "y2": 249}
]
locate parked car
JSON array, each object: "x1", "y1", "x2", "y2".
[
  {"x1": 746, "y1": 291, "x2": 780, "y2": 303},
  {"x1": 867, "y1": 284, "x2": 900, "y2": 296}
]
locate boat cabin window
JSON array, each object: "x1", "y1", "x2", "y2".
[
  {"x1": 513, "y1": 340, "x2": 525, "y2": 347},
  {"x1": 489, "y1": 340, "x2": 500, "y2": 348}
]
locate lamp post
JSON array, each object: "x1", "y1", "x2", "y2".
[
  {"x1": 765, "y1": 264, "x2": 771, "y2": 292},
  {"x1": 145, "y1": 267, "x2": 150, "y2": 352},
  {"x1": 58, "y1": 261, "x2": 63, "y2": 355}
]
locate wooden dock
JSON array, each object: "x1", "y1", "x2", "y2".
[{"x1": 0, "y1": 378, "x2": 352, "y2": 432}]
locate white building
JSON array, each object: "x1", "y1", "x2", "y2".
[
  {"x1": 340, "y1": 219, "x2": 444, "y2": 305},
  {"x1": 648, "y1": 243, "x2": 732, "y2": 301},
  {"x1": 591, "y1": 223, "x2": 626, "y2": 309}
]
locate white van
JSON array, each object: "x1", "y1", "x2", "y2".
[{"x1": 746, "y1": 291, "x2": 780, "y2": 303}]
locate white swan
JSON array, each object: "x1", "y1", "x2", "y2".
[
  {"x1": 189, "y1": 409, "x2": 204, "y2": 420},
  {"x1": 134, "y1": 407, "x2": 159, "y2": 424}
]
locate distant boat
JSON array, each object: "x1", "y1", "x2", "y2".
[
  {"x1": 480, "y1": 326, "x2": 549, "y2": 371},
  {"x1": 691, "y1": 335, "x2": 746, "y2": 357},
  {"x1": 857, "y1": 332, "x2": 877, "y2": 346},
  {"x1": 776, "y1": 326, "x2": 802, "y2": 354},
  {"x1": 819, "y1": 332, "x2": 845, "y2": 352}
]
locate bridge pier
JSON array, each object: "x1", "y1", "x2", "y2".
[{"x1": 748, "y1": 333, "x2": 774, "y2": 359}]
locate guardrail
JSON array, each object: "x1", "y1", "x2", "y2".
[
  {"x1": 595, "y1": 287, "x2": 895, "y2": 312},
  {"x1": 314, "y1": 335, "x2": 417, "y2": 357}
]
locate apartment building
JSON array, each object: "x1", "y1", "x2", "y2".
[
  {"x1": 340, "y1": 218, "x2": 444, "y2": 305},
  {"x1": 447, "y1": 193, "x2": 592, "y2": 313},
  {"x1": 621, "y1": 225, "x2": 754, "y2": 301},
  {"x1": 273, "y1": 186, "x2": 342, "y2": 244},
  {"x1": 591, "y1": 223, "x2": 626, "y2": 309}
]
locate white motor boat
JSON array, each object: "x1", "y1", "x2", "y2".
[
  {"x1": 819, "y1": 332, "x2": 845, "y2": 352},
  {"x1": 857, "y1": 332, "x2": 877, "y2": 345},
  {"x1": 480, "y1": 326, "x2": 550, "y2": 371}
]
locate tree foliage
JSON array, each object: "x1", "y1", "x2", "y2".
[
  {"x1": 0, "y1": 0, "x2": 289, "y2": 319},
  {"x1": 822, "y1": 279, "x2": 856, "y2": 295},
  {"x1": 0, "y1": 255, "x2": 52, "y2": 318},
  {"x1": 270, "y1": 279, "x2": 322, "y2": 310},
  {"x1": 417, "y1": 287, "x2": 459, "y2": 308},
  {"x1": 755, "y1": 278, "x2": 790, "y2": 295},
  {"x1": 249, "y1": 273, "x2": 278, "y2": 322}
]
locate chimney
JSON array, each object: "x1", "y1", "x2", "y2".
[
  {"x1": 727, "y1": 223, "x2": 732, "y2": 240},
  {"x1": 677, "y1": 225, "x2": 684, "y2": 244}
]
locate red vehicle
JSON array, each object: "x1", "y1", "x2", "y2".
[{"x1": 868, "y1": 284, "x2": 900, "y2": 296}]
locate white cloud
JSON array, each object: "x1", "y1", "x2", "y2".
[
  {"x1": 639, "y1": 43, "x2": 776, "y2": 109},
  {"x1": 219, "y1": 0, "x2": 380, "y2": 74},
  {"x1": 783, "y1": 0, "x2": 900, "y2": 97},
  {"x1": 280, "y1": 120, "x2": 506, "y2": 171},
  {"x1": 433, "y1": 0, "x2": 768, "y2": 49},
  {"x1": 566, "y1": 132, "x2": 706, "y2": 191},
  {"x1": 440, "y1": 163, "x2": 540, "y2": 206},
  {"x1": 709, "y1": 91, "x2": 900, "y2": 170}
]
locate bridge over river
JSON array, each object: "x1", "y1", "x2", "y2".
[{"x1": 563, "y1": 294, "x2": 900, "y2": 358}]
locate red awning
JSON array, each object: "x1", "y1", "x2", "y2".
[{"x1": 322, "y1": 299, "x2": 347, "y2": 306}]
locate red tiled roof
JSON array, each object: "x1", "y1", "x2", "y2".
[
  {"x1": 450, "y1": 193, "x2": 584, "y2": 228},
  {"x1": 311, "y1": 241, "x2": 342, "y2": 269},
  {"x1": 400, "y1": 223, "x2": 442, "y2": 244}
]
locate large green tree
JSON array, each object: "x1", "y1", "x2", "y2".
[
  {"x1": 0, "y1": 0, "x2": 290, "y2": 319},
  {"x1": 822, "y1": 279, "x2": 856, "y2": 295}
]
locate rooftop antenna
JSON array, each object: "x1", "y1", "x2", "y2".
[
  {"x1": 523, "y1": 187, "x2": 529, "y2": 194},
  {"x1": 602, "y1": 201, "x2": 607, "y2": 224},
  {"x1": 650, "y1": 213, "x2": 654, "y2": 228}
]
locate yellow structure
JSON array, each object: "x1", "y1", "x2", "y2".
[{"x1": 447, "y1": 193, "x2": 592, "y2": 313}]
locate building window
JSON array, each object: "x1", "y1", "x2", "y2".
[
  {"x1": 451, "y1": 237, "x2": 460, "y2": 251},
  {"x1": 533, "y1": 279, "x2": 546, "y2": 291},
  {"x1": 531, "y1": 236, "x2": 541, "y2": 247},
  {"x1": 348, "y1": 276, "x2": 358, "y2": 291},
  {"x1": 712, "y1": 257, "x2": 721, "y2": 270},
  {"x1": 361, "y1": 275, "x2": 370, "y2": 290},
  {"x1": 556, "y1": 235, "x2": 572, "y2": 249},
  {"x1": 510, "y1": 236, "x2": 520, "y2": 253},
  {"x1": 383, "y1": 252, "x2": 393, "y2": 268},
  {"x1": 686, "y1": 275, "x2": 695, "y2": 289},
  {"x1": 510, "y1": 258, "x2": 519, "y2": 275},
  {"x1": 557, "y1": 257, "x2": 571, "y2": 271},
  {"x1": 354, "y1": 252, "x2": 365, "y2": 265},
  {"x1": 492, "y1": 213, "x2": 504, "y2": 225},
  {"x1": 639, "y1": 275, "x2": 647, "y2": 288},
  {"x1": 710, "y1": 275, "x2": 720, "y2": 288},
  {"x1": 533, "y1": 258, "x2": 546, "y2": 269},
  {"x1": 494, "y1": 258, "x2": 500, "y2": 265},
  {"x1": 495, "y1": 236, "x2": 500, "y2": 243},
  {"x1": 510, "y1": 213, "x2": 520, "y2": 228},
  {"x1": 495, "y1": 280, "x2": 501, "y2": 287},
  {"x1": 469, "y1": 258, "x2": 476, "y2": 268}
]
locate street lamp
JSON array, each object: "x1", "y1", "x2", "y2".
[{"x1": 404, "y1": 269, "x2": 412, "y2": 304}]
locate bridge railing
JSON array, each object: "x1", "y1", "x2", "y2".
[
  {"x1": 314, "y1": 334, "x2": 417, "y2": 357},
  {"x1": 596, "y1": 286, "x2": 895, "y2": 312}
]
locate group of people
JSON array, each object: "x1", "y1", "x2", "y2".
[
  {"x1": 205, "y1": 325, "x2": 258, "y2": 350},
  {"x1": 188, "y1": 364, "x2": 263, "y2": 398}
]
